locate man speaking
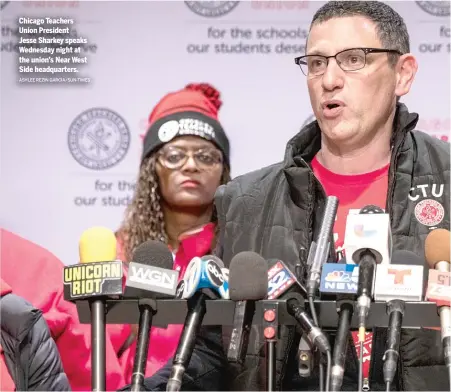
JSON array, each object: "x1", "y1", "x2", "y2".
[
  {"x1": 135, "y1": 1, "x2": 450, "y2": 391},
  {"x1": 214, "y1": 1, "x2": 449, "y2": 390}
]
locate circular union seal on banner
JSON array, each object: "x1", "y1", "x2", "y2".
[
  {"x1": 301, "y1": 114, "x2": 317, "y2": 129},
  {"x1": 0, "y1": 1, "x2": 10, "y2": 10},
  {"x1": 68, "y1": 108, "x2": 130, "y2": 170},
  {"x1": 414, "y1": 198, "x2": 445, "y2": 226},
  {"x1": 416, "y1": 1, "x2": 450, "y2": 16},
  {"x1": 185, "y1": 1, "x2": 240, "y2": 17}
]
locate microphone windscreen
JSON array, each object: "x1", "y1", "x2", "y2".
[
  {"x1": 425, "y1": 229, "x2": 451, "y2": 268},
  {"x1": 79, "y1": 226, "x2": 117, "y2": 263},
  {"x1": 229, "y1": 251, "x2": 268, "y2": 301},
  {"x1": 132, "y1": 240, "x2": 173, "y2": 269}
]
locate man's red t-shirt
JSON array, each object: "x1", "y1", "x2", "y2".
[{"x1": 311, "y1": 155, "x2": 389, "y2": 385}]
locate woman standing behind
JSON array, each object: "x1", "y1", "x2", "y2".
[{"x1": 114, "y1": 83, "x2": 231, "y2": 382}]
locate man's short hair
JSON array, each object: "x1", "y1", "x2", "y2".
[{"x1": 310, "y1": 1, "x2": 410, "y2": 66}]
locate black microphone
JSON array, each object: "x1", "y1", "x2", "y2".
[
  {"x1": 227, "y1": 252, "x2": 268, "y2": 365},
  {"x1": 322, "y1": 257, "x2": 357, "y2": 392},
  {"x1": 285, "y1": 291, "x2": 331, "y2": 354},
  {"x1": 267, "y1": 259, "x2": 330, "y2": 353},
  {"x1": 374, "y1": 250, "x2": 426, "y2": 391},
  {"x1": 166, "y1": 255, "x2": 228, "y2": 392},
  {"x1": 123, "y1": 240, "x2": 177, "y2": 392},
  {"x1": 266, "y1": 259, "x2": 331, "y2": 392},
  {"x1": 356, "y1": 250, "x2": 377, "y2": 347},
  {"x1": 350, "y1": 206, "x2": 387, "y2": 344},
  {"x1": 343, "y1": 204, "x2": 390, "y2": 392},
  {"x1": 331, "y1": 299, "x2": 354, "y2": 392}
]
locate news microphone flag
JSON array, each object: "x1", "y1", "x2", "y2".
[
  {"x1": 63, "y1": 227, "x2": 123, "y2": 301},
  {"x1": 425, "y1": 269, "x2": 451, "y2": 307},
  {"x1": 343, "y1": 209, "x2": 392, "y2": 265},
  {"x1": 267, "y1": 260, "x2": 306, "y2": 299},
  {"x1": 319, "y1": 263, "x2": 359, "y2": 295},
  {"x1": 176, "y1": 256, "x2": 229, "y2": 299},
  {"x1": 374, "y1": 265, "x2": 424, "y2": 302},
  {"x1": 125, "y1": 261, "x2": 179, "y2": 297},
  {"x1": 219, "y1": 267, "x2": 230, "y2": 300}
]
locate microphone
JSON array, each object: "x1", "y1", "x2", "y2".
[
  {"x1": 319, "y1": 259, "x2": 359, "y2": 392},
  {"x1": 75, "y1": 227, "x2": 121, "y2": 392},
  {"x1": 227, "y1": 252, "x2": 268, "y2": 365},
  {"x1": 63, "y1": 229, "x2": 123, "y2": 303},
  {"x1": 307, "y1": 196, "x2": 339, "y2": 298},
  {"x1": 374, "y1": 250, "x2": 425, "y2": 391},
  {"x1": 267, "y1": 259, "x2": 331, "y2": 392},
  {"x1": 344, "y1": 204, "x2": 392, "y2": 265},
  {"x1": 124, "y1": 240, "x2": 177, "y2": 392},
  {"x1": 124, "y1": 241, "x2": 179, "y2": 299},
  {"x1": 425, "y1": 229, "x2": 451, "y2": 372},
  {"x1": 167, "y1": 255, "x2": 228, "y2": 392},
  {"x1": 267, "y1": 259, "x2": 330, "y2": 353},
  {"x1": 344, "y1": 205, "x2": 390, "y2": 391}
]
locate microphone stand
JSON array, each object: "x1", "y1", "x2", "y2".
[
  {"x1": 262, "y1": 301, "x2": 279, "y2": 392},
  {"x1": 383, "y1": 300, "x2": 405, "y2": 392},
  {"x1": 330, "y1": 299, "x2": 354, "y2": 392},
  {"x1": 266, "y1": 338, "x2": 277, "y2": 392},
  {"x1": 131, "y1": 299, "x2": 157, "y2": 392},
  {"x1": 298, "y1": 335, "x2": 313, "y2": 378},
  {"x1": 227, "y1": 300, "x2": 256, "y2": 365},
  {"x1": 167, "y1": 292, "x2": 207, "y2": 392},
  {"x1": 90, "y1": 299, "x2": 106, "y2": 392}
]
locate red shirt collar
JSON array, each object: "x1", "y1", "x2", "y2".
[{"x1": 172, "y1": 222, "x2": 216, "y2": 277}]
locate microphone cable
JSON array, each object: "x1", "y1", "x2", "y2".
[
  {"x1": 308, "y1": 296, "x2": 331, "y2": 392},
  {"x1": 325, "y1": 349, "x2": 332, "y2": 392}
]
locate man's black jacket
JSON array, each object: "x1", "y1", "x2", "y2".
[
  {"x1": 1, "y1": 291, "x2": 71, "y2": 391},
  {"x1": 139, "y1": 104, "x2": 450, "y2": 391}
]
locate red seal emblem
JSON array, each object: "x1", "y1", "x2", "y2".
[{"x1": 414, "y1": 199, "x2": 445, "y2": 226}]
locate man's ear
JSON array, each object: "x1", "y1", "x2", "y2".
[{"x1": 395, "y1": 53, "x2": 418, "y2": 98}]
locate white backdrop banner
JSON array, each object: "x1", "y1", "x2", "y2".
[{"x1": 1, "y1": 0, "x2": 450, "y2": 265}]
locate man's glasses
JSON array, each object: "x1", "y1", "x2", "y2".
[
  {"x1": 157, "y1": 146, "x2": 223, "y2": 171},
  {"x1": 294, "y1": 47, "x2": 403, "y2": 77}
]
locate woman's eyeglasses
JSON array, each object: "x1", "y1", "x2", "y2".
[{"x1": 157, "y1": 146, "x2": 223, "y2": 171}]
